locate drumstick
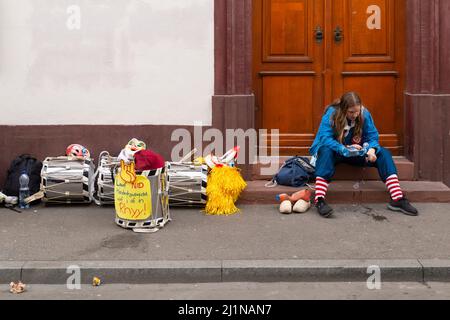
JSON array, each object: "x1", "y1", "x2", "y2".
[{"x1": 179, "y1": 148, "x2": 198, "y2": 163}]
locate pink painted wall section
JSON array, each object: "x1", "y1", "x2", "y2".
[
  {"x1": 439, "y1": 0, "x2": 450, "y2": 93},
  {"x1": 405, "y1": 0, "x2": 450, "y2": 186}
]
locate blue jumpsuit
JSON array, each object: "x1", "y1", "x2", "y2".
[{"x1": 309, "y1": 106, "x2": 397, "y2": 182}]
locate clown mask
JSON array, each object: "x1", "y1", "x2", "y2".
[
  {"x1": 125, "y1": 138, "x2": 146, "y2": 152},
  {"x1": 117, "y1": 138, "x2": 147, "y2": 164},
  {"x1": 66, "y1": 144, "x2": 91, "y2": 159}
]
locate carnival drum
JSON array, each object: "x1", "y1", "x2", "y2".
[
  {"x1": 115, "y1": 165, "x2": 170, "y2": 232},
  {"x1": 93, "y1": 151, "x2": 119, "y2": 205},
  {"x1": 167, "y1": 162, "x2": 208, "y2": 207},
  {"x1": 41, "y1": 156, "x2": 94, "y2": 204}
]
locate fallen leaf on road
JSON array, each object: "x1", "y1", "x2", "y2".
[
  {"x1": 10, "y1": 281, "x2": 26, "y2": 294},
  {"x1": 92, "y1": 277, "x2": 101, "y2": 286}
]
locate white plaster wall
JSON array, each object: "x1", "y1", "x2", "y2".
[{"x1": 0, "y1": 0, "x2": 214, "y2": 125}]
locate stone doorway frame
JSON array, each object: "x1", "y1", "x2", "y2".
[{"x1": 213, "y1": 0, "x2": 450, "y2": 186}]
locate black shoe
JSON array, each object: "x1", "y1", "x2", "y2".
[
  {"x1": 387, "y1": 197, "x2": 419, "y2": 216},
  {"x1": 315, "y1": 198, "x2": 333, "y2": 218}
]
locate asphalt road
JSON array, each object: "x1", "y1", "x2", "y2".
[{"x1": 2, "y1": 282, "x2": 450, "y2": 300}]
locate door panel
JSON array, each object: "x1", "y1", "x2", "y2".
[
  {"x1": 253, "y1": 0, "x2": 324, "y2": 155},
  {"x1": 345, "y1": 0, "x2": 394, "y2": 61},
  {"x1": 332, "y1": 0, "x2": 405, "y2": 155},
  {"x1": 262, "y1": 76, "x2": 314, "y2": 132},
  {"x1": 264, "y1": 0, "x2": 312, "y2": 61},
  {"x1": 343, "y1": 76, "x2": 397, "y2": 132},
  {"x1": 268, "y1": 1, "x2": 306, "y2": 56}
]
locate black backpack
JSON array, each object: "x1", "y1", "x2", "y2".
[
  {"x1": 2, "y1": 154, "x2": 43, "y2": 197},
  {"x1": 267, "y1": 156, "x2": 315, "y2": 188}
]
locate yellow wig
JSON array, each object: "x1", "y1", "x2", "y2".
[{"x1": 205, "y1": 165, "x2": 247, "y2": 215}]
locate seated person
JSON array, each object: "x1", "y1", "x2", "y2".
[{"x1": 309, "y1": 91, "x2": 418, "y2": 218}]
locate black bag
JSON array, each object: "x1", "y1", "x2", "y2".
[
  {"x1": 2, "y1": 154, "x2": 43, "y2": 198},
  {"x1": 268, "y1": 156, "x2": 315, "y2": 188}
]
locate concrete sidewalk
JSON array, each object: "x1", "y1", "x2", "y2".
[{"x1": 1, "y1": 203, "x2": 449, "y2": 283}]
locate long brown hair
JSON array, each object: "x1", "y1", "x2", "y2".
[{"x1": 330, "y1": 92, "x2": 363, "y2": 144}]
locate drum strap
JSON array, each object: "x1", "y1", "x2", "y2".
[
  {"x1": 131, "y1": 227, "x2": 161, "y2": 233},
  {"x1": 131, "y1": 216, "x2": 171, "y2": 233}
]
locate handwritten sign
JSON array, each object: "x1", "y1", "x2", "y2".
[{"x1": 115, "y1": 161, "x2": 152, "y2": 221}]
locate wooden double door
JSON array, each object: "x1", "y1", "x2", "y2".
[{"x1": 253, "y1": 0, "x2": 405, "y2": 156}]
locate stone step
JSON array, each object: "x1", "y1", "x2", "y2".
[
  {"x1": 239, "y1": 180, "x2": 450, "y2": 205},
  {"x1": 252, "y1": 156, "x2": 414, "y2": 181}
]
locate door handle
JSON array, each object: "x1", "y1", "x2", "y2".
[
  {"x1": 314, "y1": 26, "x2": 323, "y2": 43},
  {"x1": 334, "y1": 26, "x2": 344, "y2": 43}
]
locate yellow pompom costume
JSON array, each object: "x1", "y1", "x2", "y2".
[{"x1": 205, "y1": 164, "x2": 247, "y2": 215}]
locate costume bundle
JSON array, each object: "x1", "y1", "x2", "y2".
[{"x1": 203, "y1": 147, "x2": 247, "y2": 215}]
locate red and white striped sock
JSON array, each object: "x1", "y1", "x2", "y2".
[
  {"x1": 315, "y1": 177, "x2": 329, "y2": 203},
  {"x1": 385, "y1": 174, "x2": 404, "y2": 201}
]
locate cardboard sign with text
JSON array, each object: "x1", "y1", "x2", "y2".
[{"x1": 114, "y1": 161, "x2": 152, "y2": 221}]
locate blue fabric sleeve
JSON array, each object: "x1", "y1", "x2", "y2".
[
  {"x1": 362, "y1": 109, "x2": 381, "y2": 153},
  {"x1": 315, "y1": 108, "x2": 345, "y2": 155}
]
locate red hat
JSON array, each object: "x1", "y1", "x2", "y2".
[{"x1": 134, "y1": 149, "x2": 165, "y2": 171}]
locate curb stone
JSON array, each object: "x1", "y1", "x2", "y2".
[{"x1": 1, "y1": 259, "x2": 449, "y2": 284}]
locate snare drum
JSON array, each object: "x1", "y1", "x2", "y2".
[
  {"x1": 41, "y1": 156, "x2": 94, "y2": 204},
  {"x1": 167, "y1": 162, "x2": 208, "y2": 206},
  {"x1": 115, "y1": 166, "x2": 170, "y2": 232},
  {"x1": 93, "y1": 151, "x2": 119, "y2": 206}
]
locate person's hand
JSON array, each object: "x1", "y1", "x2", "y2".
[
  {"x1": 347, "y1": 144, "x2": 362, "y2": 150},
  {"x1": 340, "y1": 145, "x2": 350, "y2": 157},
  {"x1": 366, "y1": 148, "x2": 377, "y2": 163}
]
